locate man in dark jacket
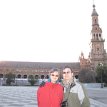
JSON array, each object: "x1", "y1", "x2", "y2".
[{"x1": 61, "y1": 66, "x2": 90, "y2": 107}]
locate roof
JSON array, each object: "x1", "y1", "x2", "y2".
[
  {"x1": 0, "y1": 61, "x2": 80, "y2": 69},
  {"x1": 91, "y1": 5, "x2": 98, "y2": 16}
]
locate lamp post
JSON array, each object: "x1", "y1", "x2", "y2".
[{"x1": 99, "y1": 63, "x2": 104, "y2": 88}]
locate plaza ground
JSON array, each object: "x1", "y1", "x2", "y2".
[{"x1": 0, "y1": 86, "x2": 107, "y2": 107}]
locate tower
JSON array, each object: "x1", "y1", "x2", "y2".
[
  {"x1": 90, "y1": 4, "x2": 107, "y2": 70},
  {"x1": 79, "y1": 52, "x2": 91, "y2": 70}
]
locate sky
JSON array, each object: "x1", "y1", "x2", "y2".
[{"x1": 0, "y1": 0, "x2": 107, "y2": 62}]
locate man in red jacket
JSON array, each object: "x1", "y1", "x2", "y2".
[{"x1": 37, "y1": 68, "x2": 64, "y2": 107}]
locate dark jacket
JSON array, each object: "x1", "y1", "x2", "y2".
[{"x1": 37, "y1": 82, "x2": 64, "y2": 107}]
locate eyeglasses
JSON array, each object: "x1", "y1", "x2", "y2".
[
  {"x1": 51, "y1": 74, "x2": 59, "y2": 77},
  {"x1": 63, "y1": 72, "x2": 71, "y2": 74}
]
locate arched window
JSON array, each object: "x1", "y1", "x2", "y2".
[
  {"x1": 97, "y1": 48, "x2": 99, "y2": 51},
  {"x1": 17, "y1": 74, "x2": 21, "y2": 78},
  {"x1": 96, "y1": 34, "x2": 98, "y2": 39},
  {"x1": 41, "y1": 75, "x2": 44, "y2": 79},
  {"x1": 99, "y1": 34, "x2": 101, "y2": 37},
  {"x1": 0, "y1": 74, "x2": 3, "y2": 78},
  {"x1": 35, "y1": 75, "x2": 39, "y2": 79},
  {"x1": 95, "y1": 19, "x2": 96, "y2": 23},
  {"x1": 23, "y1": 75, "x2": 27, "y2": 78},
  {"x1": 93, "y1": 34, "x2": 95, "y2": 39}
]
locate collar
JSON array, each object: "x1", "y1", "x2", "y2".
[{"x1": 62, "y1": 79, "x2": 76, "y2": 88}]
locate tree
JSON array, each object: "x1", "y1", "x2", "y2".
[
  {"x1": 96, "y1": 64, "x2": 107, "y2": 85},
  {"x1": 28, "y1": 75, "x2": 35, "y2": 86},
  {"x1": 79, "y1": 69, "x2": 96, "y2": 83},
  {"x1": 5, "y1": 73, "x2": 15, "y2": 86}
]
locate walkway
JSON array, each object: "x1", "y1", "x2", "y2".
[{"x1": 0, "y1": 86, "x2": 107, "y2": 107}]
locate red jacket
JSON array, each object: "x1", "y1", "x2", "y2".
[{"x1": 37, "y1": 82, "x2": 63, "y2": 107}]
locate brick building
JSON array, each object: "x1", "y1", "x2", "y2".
[{"x1": 0, "y1": 61, "x2": 80, "y2": 80}]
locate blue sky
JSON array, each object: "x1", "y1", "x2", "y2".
[{"x1": 0, "y1": 0, "x2": 107, "y2": 62}]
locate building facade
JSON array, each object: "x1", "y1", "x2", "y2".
[{"x1": 0, "y1": 61, "x2": 80, "y2": 84}]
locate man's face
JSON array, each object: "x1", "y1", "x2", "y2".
[{"x1": 62, "y1": 68, "x2": 73, "y2": 81}]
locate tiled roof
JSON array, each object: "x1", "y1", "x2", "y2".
[{"x1": 0, "y1": 61, "x2": 80, "y2": 69}]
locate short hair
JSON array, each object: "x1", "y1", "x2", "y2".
[{"x1": 63, "y1": 66, "x2": 73, "y2": 72}]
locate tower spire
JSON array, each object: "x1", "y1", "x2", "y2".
[
  {"x1": 93, "y1": 0, "x2": 95, "y2": 9},
  {"x1": 92, "y1": 0, "x2": 98, "y2": 16},
  {"x1": 93, "y1": 0, "x2": 95, "y2": 5}
]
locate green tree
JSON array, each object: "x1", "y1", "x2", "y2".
[
  {"x1": 5, "y1": 73, "x2": 15, "y2": 86},
  {"x1": 96, "y1": 64, "x2": 107, "y2": 85},
  {"x1": 28, "y1": 75, "x2": 35, "y2": 86},
  {"x1": 79, "y1": 69, "x2": 96, "y2": 83}
]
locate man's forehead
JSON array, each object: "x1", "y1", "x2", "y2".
[{"x1": 63, "y1": 68, "x2": 71, "y2": 72}]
